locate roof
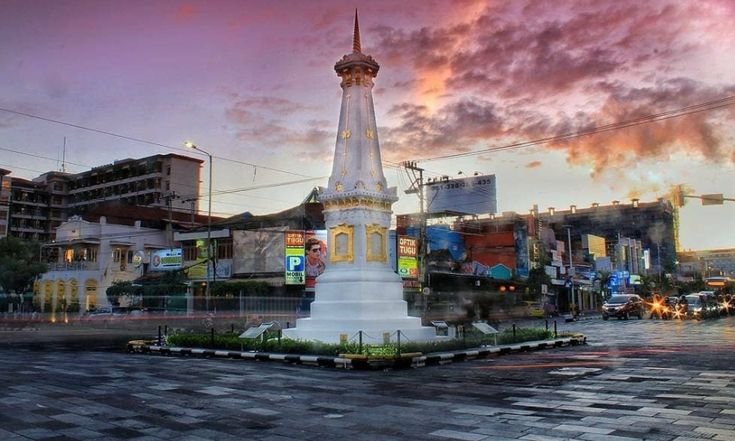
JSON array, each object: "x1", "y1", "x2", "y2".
[
  {"x1": 213, "y1": 201, "x2": 325, "y2": 231},
  {"x1": 83, "y1": 201, "x2": 221, "y2": 230}
]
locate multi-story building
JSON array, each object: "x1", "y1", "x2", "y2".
[
  {"x1": 5, "y1": 175, "x2": 50, "y2": 241},
  {"x1": 3, "y1": 154, "x2": 202, "y2": 242},
  {"x1": 1, "y1": 168, "x2": 12, "y2": 238},
  {"x1": 535, "y1": 199, "x2": 677, "y2": 276},
  {"x1": 38, "y1": 215, "x2": 171, "y2": 313},
  {"x1": 678, "y1": 248, "x2": 735, "y2": 278}
]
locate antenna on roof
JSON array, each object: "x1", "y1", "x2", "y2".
[{"x1": 61, "y1": 136, "x2": 67, "y2": 173}]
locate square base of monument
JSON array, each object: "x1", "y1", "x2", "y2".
[{"x1": 282, "y1": 322, "x2": 442, "y2": 345}]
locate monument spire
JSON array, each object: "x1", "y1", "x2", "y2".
[
  {"x1": 282, "y1": 12, "x2": 437, "y2": 344},
  {"x1": 352, "y1": 9, "x2": 361, "y2": 53}
]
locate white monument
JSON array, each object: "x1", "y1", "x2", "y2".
[{"x1": 282, "y1": 12, "x2": 438, "y2": 344}]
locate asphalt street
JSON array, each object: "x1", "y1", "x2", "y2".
[{"x1": 0, "y1": 315, "x2": 734, "y2": 440}]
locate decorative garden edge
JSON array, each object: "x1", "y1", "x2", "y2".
[{"x1": 127, "y1": 333, "x2": 586, "y2": 370}]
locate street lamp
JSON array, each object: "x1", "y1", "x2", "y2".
[{"x1": 184, "y1": 141, "x2": 212, "y2": 312}]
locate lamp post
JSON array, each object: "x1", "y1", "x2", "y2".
[{"x1": 184, "y1": 141, "x2": 212, "y2": 312}]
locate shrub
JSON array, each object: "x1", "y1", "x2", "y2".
[{"x1": 166, "y1": 326, "x2": 562, "y2": 357}]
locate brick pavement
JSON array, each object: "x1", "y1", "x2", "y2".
[{"x1": 0, "y1": 316, "x2": 734, "y2": 440}]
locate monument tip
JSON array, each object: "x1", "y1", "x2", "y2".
[{"x1": 353, "y1": 9, "x2": 361, "y2": 53}]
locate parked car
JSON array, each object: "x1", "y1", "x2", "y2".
[
  {"x1": 602, "y1": 294, "x2": 644, "y2": 320},
  {"x1": 681, "y1": 294, "x2": 720, "y2": 320},
  {"x1": 84, "y1": 306, "x2": 113, "y2": 320},
  {"x1": 523, "y1": 301, "x2": 546, "y2": 318}
]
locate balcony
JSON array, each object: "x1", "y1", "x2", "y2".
[{"x1": 47, "y1": 261, "x2": 101, "y2": 272}]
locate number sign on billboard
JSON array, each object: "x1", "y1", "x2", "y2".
[{"x1": 425, "y1": 174, "x2": 497, "y2": 215}]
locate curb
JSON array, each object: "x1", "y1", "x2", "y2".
[{"x1": 127, "y1": 334, "x2": 587, "y2": 370}]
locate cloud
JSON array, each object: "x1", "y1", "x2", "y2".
[
  {"x1": 367, "y1": 0, "x2": 735, "y2": 176},
  {"x1": 174, "y1": 4, "x2": 196, "y2": 23},
  {"x1": 380, "y1": 98, "x2": 506, "y2": 162},
  {"x1": 226, "y1": 96, "x2": 332, "y2": 157}
]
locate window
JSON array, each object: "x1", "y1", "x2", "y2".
[
  {"x1": 217, "y1": 238, "x2": 233, "y2": 259},
  {"x1": 183, "y1": 243, "x2": 198, "y2": 261},
  {"x1": 112, "y1": 247, "x2": 128, "y2": 263}
]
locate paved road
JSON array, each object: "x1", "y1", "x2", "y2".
[{"x1": 0, "y1": 316, "x2": 734, "y2": 440}]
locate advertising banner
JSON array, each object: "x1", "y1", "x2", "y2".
[
  {"x1": 397, "y1": 236, "x2": 418, "y2": 279},
  {"x1": 304, "y1": 230, "x2": 327, "y2": 289},
  {"x1": 186, "y1": 240, "x2": 208, "y2": 279},
  {"x1": 284, "y1": 231, "x2": 305, "y2": 285},
  {"x1": 232, "y1": 228, "x2": 286, "y2": 274},
  {"x1": 425, "y1": 174, "x2": 497, "y2": 215},
  {"x1": 398, "y1": 256, "x2": 418, "y2": 278},
  {"x1": 150, "y1": 248, "x2": 183, "y2": 271}
]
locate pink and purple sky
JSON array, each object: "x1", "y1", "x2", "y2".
[{"x1": 1, "y1": 0, "x2": 733, "y2": 250}]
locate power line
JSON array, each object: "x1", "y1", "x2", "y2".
[
  {"x1": 418, "y1": 95, "x2": 735, "y2": 163},
  {"x1": 0, "y1": 106, "x2": 313, "y2": 178}
]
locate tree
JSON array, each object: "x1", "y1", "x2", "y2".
[
  {"x1": 526, "y1": 266, "x2": 551, "y2": 298},
  {"x1": 0, "y1": 236, "x2": 47, "y2": 293},
  {"x1": 106, "y1": 280, "x2": 143, "y2": 307}
]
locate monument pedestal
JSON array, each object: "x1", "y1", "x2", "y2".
[{"x1": 282, "y1": 267, "x2": 438, "y2": 344}]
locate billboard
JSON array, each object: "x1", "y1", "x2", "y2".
[
  {"x1": 397, "y1": 236, "x2": 418, "y2": 279},
  {"x1": 425, "y1": 174, "x2": 497, "y2": 215},
  {"x1": 186, "y1": 240, "x2": 208, "y2": 278},
  {"x1": 150, "y1": 248, "x2": 182, "y2": 271},
  {"x1": 232, "y1": 228, "x2": 286, "y2": 274},
  {"x1": 285, "y1": 231, "x2": 305, "y2": 285},
  {"x1": 284, "y1": 230, "x2": 327, "y2": 288},
  {"x1": 582, "y1": 234, "x2": 606, "y2": 257},
  {"x1": 304, "y1": 230, "x2": 327, "y2": 289}
]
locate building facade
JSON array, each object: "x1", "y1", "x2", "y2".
[
  {"x1": 678, "y1": 248, "x2": 735, "y2": 279},
  {"x1": 3, "y1": 154, "x2": 202, "y2": 242},
  {"x1": 1, "y1": 168, "x2": 13, "y2": 238},
  {"x1": 38, "y1": 215, "x2": 170, "y2": 313}
]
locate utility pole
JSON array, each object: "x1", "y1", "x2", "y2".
[
  {"x1": 163, "y1": 191, "x2": 178, "y2": 247},
  {"x1": 181, "y1": 198, "x2": 197, "y2": 226},
  {"x1": 402, "y1": 161, "x2": 426, "y2": 287}
]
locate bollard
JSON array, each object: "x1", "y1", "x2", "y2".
[
  {"x1": 210, "y1": 328, "x2": 215, "y2": 348},
  {"x1": 554, "y1": 320, "x2": 558, "y2": 338},
  {"x1": 397, "y1": 330, "x2": 401, "y2": 357}
]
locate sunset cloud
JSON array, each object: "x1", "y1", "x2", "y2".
[{"x1": 368, "y1": 0, "x2": 735, "y2": 176}]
